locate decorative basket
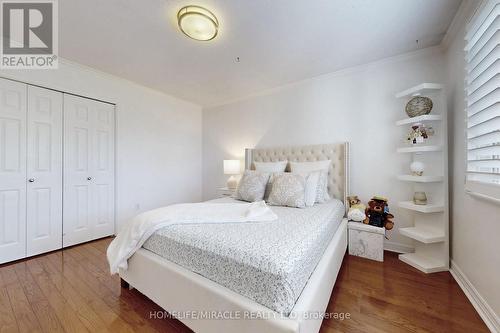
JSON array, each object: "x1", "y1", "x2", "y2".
[{"x1": 405, "y1": 96, "x2": 433, "y2": 118}]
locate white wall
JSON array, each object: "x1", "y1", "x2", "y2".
[
  {"x1": 445, "y1": 3, "x2": 500, "y2": 326},
  {"x1": 0, "y1": 59, "x2": 203, "y2": 231},
  {"x1": 202, "y1": 47, "x2": 445, "y2": 251}
]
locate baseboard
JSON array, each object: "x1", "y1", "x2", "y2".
[
  {"x1": 384, "y1": 241, "x2": 413, "y2": 254},
  {"x1": 450, "y1": 260, "x2": 500, "y2": 333}
]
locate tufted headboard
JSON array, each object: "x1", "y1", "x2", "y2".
[{"x1": 245, "y1": 142, "x2": 350, "y2": 207}]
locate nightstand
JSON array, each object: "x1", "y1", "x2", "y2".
[
  {"x1": 348, "y1": 222, "x2": 385, "y2": 262},
  {"x1": 217, "y1": 187, "x2": 235, "y2": 198}
]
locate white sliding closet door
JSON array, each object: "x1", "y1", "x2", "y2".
[
  {"x1": 26, "y1": 86, "x2": 63, "y2": 256},
  {"x1": 0, "y1": 79, "x2": 27, "y2": 264},
  {"x1": 63, "y1": 94, "x2": 114, "y2": 247},
  {"x1": 63, "y1": 94, "x2": 92, "y2": 246},
  {"x1": 92, "y1": 100, "x2": 115, "y2": 239}
]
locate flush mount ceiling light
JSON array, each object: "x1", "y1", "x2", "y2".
[{"x1": 177, "y1": 5, "x2": 219, "y2": 41}]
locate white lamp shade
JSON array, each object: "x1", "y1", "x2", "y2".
[{"x1": 224, "y1": 160, "x2": 240, "y2": 175}]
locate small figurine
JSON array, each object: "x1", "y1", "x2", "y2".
[
  {"x1": 347, "y1": 195, "x2": 366, "y2": 222},
  {"x1": 407, "y1": 123, "x2": 434, "y2": 145}
]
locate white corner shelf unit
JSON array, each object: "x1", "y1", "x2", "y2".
[{"x1": 395, "y1": 83, "x2": 449, "y2": 273}]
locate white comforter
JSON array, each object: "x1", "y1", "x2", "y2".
[{"x1": 106, "y1": 200, "x2": 277, "y2": 274}]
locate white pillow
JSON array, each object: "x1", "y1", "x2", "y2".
[
  {"x1": 316, "y1": 171, "x2": 331, "y2": 203},
  {"x1": 293, "y1": 171, "x2": 320, "y2": 207},
  {"x1": 263, "y1": 171, "x2": 285, "y2": 201},
  {"x1": 254, "y1": 161, "x2": 287, "y2": 173},
  {"x1": 290, "y1": 160, "x2": 331, "y2": 203}
]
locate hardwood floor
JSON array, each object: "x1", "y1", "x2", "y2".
[{"x1": 0, "y1": 238, "x2": 489, "y2": 333}]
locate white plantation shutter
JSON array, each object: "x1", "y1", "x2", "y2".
[{"x1": 465, "y1": 0, "x2": 500, "y2": 200}]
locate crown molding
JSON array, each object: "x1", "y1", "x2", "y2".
[
  {"x1": 58, "y1": 58, "x2": 202, "y2": 108},
  {"x1": 205, "y1": 45, "x2": 443, "y2": 109},
  {"x1": 0, "y1": 54, "x2": 201, "y2": 109}
]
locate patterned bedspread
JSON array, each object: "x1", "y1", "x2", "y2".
[{"x1": 142, "y1": 197, "x2": 345, "y2": 315}]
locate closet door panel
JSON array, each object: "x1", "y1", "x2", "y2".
[
  {"x1": 63, "y1": 94, "x2": 93, "y2": 246},
  {"x1": 92, "y1": 101, "x2": 115, "y2": 238},
  {"x1": 0, "y1": 79, "x2": 27, "y2": 263},
  {"x1": 26, "y1": 86, "x2": 63, "y2": 256}
]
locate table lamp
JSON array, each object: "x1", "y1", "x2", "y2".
[{"x1": 223, "y1": 160, "x2": 240, "y2": 189}]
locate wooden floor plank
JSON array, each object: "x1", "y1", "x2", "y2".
[
  {"x1": 34, "y1": 254, "x2": 111, "y2": 333},
  {"x1": 0, "y1": 268, "x2": 19, "y2": 333},
  {"x1": 43, "y1": 250, "x2": 136, "y2": 333},
  {"x1": 320, "y1": 253, "x2": 489, "y2": 333},
  {"x1": 60, "y1": 246, "x2": 165, "y2": 333},
  {"x1": 12, "y1": 262, "x2": 65, "y2": 333},
  {"x1": 0, "y1": 287, "x2": 19, "y2": 333},
  {"x1": 65, "y1": 244, "x2": 183, "y2": 333},
  {"x1": 88, "y1": 238, "x2": 109, "y2": 254},
  {"x1": 333, "y1": 255, "x2": 488, "y2": 331},
  {"x1": 26, "y1": 258, "x2": 91, "y2": 333},
  {"x1": 72, "y1": 241, "x2": 221, "y2": 333},
  {"x1": 0, "y1": 266, "x2": 42, "y2": 333},
  {"x1": 0, "y1": 237, "x2": 490, "y2": 333}
]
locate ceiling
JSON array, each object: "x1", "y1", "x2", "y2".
[{"x1": 59, "y1": 0, "x2": 461, "y2": 107}]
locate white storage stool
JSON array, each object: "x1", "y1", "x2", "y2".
[{"x1": 348, "y1": 222, "x2": 385, "y2": 262}]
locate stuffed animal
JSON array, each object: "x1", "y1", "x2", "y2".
[
  {"x1": 364, "y1": 196, "x2": 394, "y2": 230},
  {"x1": 347, "y1": 195, "x2": 366, "y2": 222}
]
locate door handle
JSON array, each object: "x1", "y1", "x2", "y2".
[
  {"x1": 87, "y1": 176, "x2": 92, "y2": 181},
  {"x1": 28, "y1": 178, "x2": 35, "y2": 183}
]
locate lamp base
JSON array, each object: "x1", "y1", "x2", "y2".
[{"x1": 226, "y1": 175, "x2": 239, "y2": 190}]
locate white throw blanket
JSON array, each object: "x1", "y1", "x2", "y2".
[{"x1": 107, "y1": 200, "x2": 277, "y2": 274}]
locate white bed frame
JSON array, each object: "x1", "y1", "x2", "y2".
[{"x1": 120, "y1": 142, "x2": 350, "y2": 333}]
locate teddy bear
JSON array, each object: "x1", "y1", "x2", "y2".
[
  {"x1": 347, "y1": 195, "x2": 366, "y2": 222},
  {"x1": 364, "y1": 196, "x2": 394, "y2": 230}
]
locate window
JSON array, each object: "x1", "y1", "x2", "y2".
[{"x1": 465, "y1": 0, "x2": 500, "y2": 200}]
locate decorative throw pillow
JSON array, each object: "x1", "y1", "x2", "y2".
[
  {"x1": 234, "y1": 170, "x2": 270, "y2": 202},
  {"x1": 254, "y1": 161, "x2": 288, "y2": 201},
  {"x1": 267, "y1": 173, "x2": 306, "y2": 208},
  {"x1": 263, "y1": 171, "x2": 285, "y2": 201},
  {"x1": 290, "y1": 160, "x2": 331, "y2": 203}
]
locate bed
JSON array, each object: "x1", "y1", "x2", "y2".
[{"x1": 119, "y1": 142, "x2": 350, "y2": 333}]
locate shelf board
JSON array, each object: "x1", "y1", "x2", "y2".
[
  {"x1": 399, "y1": 227, "x2": 445, "y2": 243},
  {"x1": 397, "y1": 145, "x2": 442, "y2": 153},
  {"x1": 399, "y1": 253, "x2": 447, "y2": 273},
  {"x1": 398, "y1": 201, "x2": 444, "y2": 213},
  {"x1": 396, "y1": 115, "x2": 442, "y2": 126},
  {"x1": 395, "y1": 83, "x2": 443, "y2": 98},
  {"x1": 397, "y1": 175, "x2": 444, "y2": 183}
]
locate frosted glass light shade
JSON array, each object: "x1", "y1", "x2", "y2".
[
  {"x1": 224, "y1": 160, "x2": 240, "y2": 175},
  {"x1": 177, "y1": 6, "x2": 219, "y2": 41}
]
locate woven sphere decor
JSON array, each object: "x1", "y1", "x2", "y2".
[{"x1": 405, "y1": 96, "x2": 433, "y2": 118}]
